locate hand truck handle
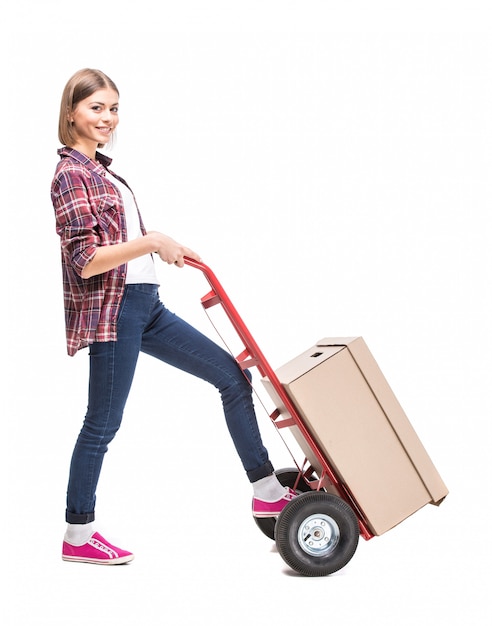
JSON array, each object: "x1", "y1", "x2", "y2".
[{"x1": 183, "y1": 256, "x2": 271, "y2": 377}]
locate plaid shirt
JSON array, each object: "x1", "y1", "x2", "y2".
[{"x1": 51, "y1": 147, "x2": 146, "y2": 356}]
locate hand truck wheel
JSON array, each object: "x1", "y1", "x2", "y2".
[
  {"x1": 254, "y1": 467, "x2": 313, "y2": 540},
  {"x1": 274, "y1": 491, "x2": 360, "y2": 577}
]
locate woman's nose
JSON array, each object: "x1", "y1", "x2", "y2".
[{"x1": 101, "y1": 107, "x2": 113, "y2": 121}]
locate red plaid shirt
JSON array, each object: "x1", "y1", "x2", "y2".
[{"x1": 51, "y1": 147, "x2": 146, "y2": 356}]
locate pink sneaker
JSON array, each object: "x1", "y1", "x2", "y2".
[
  {"x1": 252, "y1": 488, "x2": 297, "y2": 518},
  {"x1": 62, "y1": 532, "x2": 134, "y2": 565}
]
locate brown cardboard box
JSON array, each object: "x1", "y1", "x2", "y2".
[{"x1": 262, "y1": 337, "x2": 448, "y2": 536}]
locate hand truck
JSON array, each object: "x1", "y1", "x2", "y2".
[{"x1": 184, "y1": 257, "x2": 447, "y2": 577}]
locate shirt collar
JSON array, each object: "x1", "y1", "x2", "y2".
[{"x1": 57, "y1": 146, "x2": 113, "y2": 172}]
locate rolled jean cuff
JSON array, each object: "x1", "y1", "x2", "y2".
[
  {"x1": 66, "y1": 511, "x2": 95, "y2": 524},
  {"x1": 247, "y1": 460, "x2": 275, "y2": 483}
]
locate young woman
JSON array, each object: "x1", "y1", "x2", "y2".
[{"x1": 51, "y1": 68, "x2": 295, "y2": 565}]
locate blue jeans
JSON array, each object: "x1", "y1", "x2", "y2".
[{"x1": 66, "y1": 283, "x2": 274, "y2": 524}]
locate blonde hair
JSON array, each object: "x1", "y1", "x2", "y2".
[{"x1": 58, "y1": 68, "x2": 119, "y2": 148}]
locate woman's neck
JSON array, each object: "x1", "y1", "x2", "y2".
[{"x1": 70, "y1": 141, "x2": 97, "y2": 161}]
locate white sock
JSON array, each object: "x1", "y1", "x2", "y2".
[
  {"x1": 64, "y1": 522, "x2": 94, "y2": 546},
  {"x1": 252, "y1": 474, "x2": 287, "y2": 502}
]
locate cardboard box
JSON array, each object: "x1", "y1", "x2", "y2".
[{"x1": 262, "y1": 337, "x2": 448, "y2": 536}]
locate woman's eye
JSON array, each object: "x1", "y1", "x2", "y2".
[{"x1": 90, "y1": 105, "x2": 118, "y2": 113}]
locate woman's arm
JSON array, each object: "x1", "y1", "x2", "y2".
[
  {"x1": 52, "y1": 167, "x2": 201, "y2": 279},
  {"x1": 81, "y1": 231, "x2": 201, "y2": 278}
]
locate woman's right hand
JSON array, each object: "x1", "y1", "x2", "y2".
[{"x1": 147, "y1": 231, "x2": 202, "y2": 268}]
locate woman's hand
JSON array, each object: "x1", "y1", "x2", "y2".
[{"x1": 147, "y1": 231, "x2": 201, "y2": 267}]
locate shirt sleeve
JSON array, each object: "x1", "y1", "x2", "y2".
[{"x1": 51, "y1": 167, "x2": 99, "y2": 277}]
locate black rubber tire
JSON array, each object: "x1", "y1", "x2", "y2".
[
  {"x1": 254, "y1": 468, "x2": 312, "y2": 540},
  {"x1": 275, "y1": 491, "x2": 359, "y2": 577}
]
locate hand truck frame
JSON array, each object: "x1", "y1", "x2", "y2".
[{"x1": 184, "y1": 257, "x2": 446, "y2": 576}]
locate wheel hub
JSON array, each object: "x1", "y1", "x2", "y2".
[{"x1": 298, "y1": 513, "x2": 340, "y2": 557}]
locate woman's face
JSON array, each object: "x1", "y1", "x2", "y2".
[{"x1": 70, "y1": 87, "x2": 119, "y2": 156}]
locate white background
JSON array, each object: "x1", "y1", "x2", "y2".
[{"x1": 1, "y1": 2, "x2": 491, "y2": 624}]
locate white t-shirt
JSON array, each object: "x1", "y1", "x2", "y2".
[{"x1": 105, "y1": 171, "x2": 159, "y2": 285}]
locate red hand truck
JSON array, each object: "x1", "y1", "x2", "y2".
[{"x1": 184, "y1": 257, "x2": 447, "y2": 577}]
